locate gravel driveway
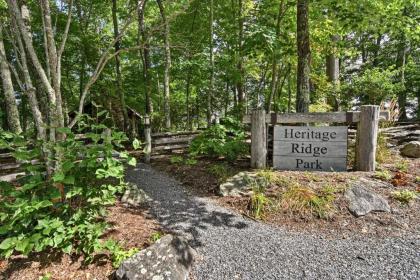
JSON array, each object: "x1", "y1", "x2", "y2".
[{"x1": 127, "y1": 163, "x2": 420, "y2": 280}]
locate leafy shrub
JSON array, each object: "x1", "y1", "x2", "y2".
[
  {"x1": 103, "y1": 239, "x2": 139, "y2": 268},
  {"x1": 0, "y1": 124, "x2": 138, "y2": 261},
  {"x1": 189, "y1": 118, "x2": 248, "y2": 162},
  {"x1": 392, "y1": 190, "x2": 418, "y2": 204},
  {"x1": 341, "y1": 67, "x2": 400, "y2": 105}
]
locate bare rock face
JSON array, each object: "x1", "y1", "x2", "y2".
[
  {"x1": 219, "y1": 171, "x2": 267, "y2": 197},
  {"x1": 116, "y1": 235, "x2": 195, "y2": 280},
  {"x1": 400, "y1": 141, "x2": 420, "y2": 158},
  {"x1": 121, "y1": 183, "x2": 151, "y2": 207},
  {"x1": 345, "y1": 181, "x2": 391, "y2": 217}
]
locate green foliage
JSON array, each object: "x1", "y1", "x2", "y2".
[
  {"x1": 169, "y1": 156, "x2": 184, "y2": 165},
  {"x1": 169, "y1": 156, "x2": 197, "y2": 166},
  {"x1": 392, "y1": 190, "x2": 418, "y2": 204},
  {"x1": 375, "y1": 169, "x2": 392, "y2": 181},
  {"x1": 396, "y1": 160, "x2": 409, "y2": 173},
  {"x1": 149, "y1": 231, "x2": 164, "y2": 243},
  {"x1": 103, "y1": 239, "x2": 139, "y2": 268},
  {"x1": 207, "y1": 163, "x2": 233, "y2": 182},
  {"x1": 184, "y1": 158, "x2": 198, "y2": 166},
  {"x1": 189, "y1": 119, "x2": 248, "y2": 162},
  {"x1": 39, "y1": 273, "x2": 52, "y2": 280},
  {"x1": 341, "y1": 68, "x2": 400, "y2": 105},
  {"x1": 376, "y1": 133, "x2": 392, "y2": 164},
  {"x1": 0, "y1": 124, "x2": 135, "y2": 260},
  {"x1": 250, "y1": 192, "x2": 269, "y2": 220}
]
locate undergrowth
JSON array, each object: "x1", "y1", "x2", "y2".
[
  {"x1": 0, "y1": 118, "x2": 140, "y2": 264},
  {"x1": 279, "y1": 183, "x2": 339, "y2": 219},
  {"x1": 189, "y1": 117, "x2": 248, "y2": 162}
]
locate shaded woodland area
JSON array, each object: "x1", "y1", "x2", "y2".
[
  {"x1": 0, "y1": 1, "x2": 419, "y2": 279},
  {"x1": 0, "y1": 0, "x2": 419, "y2": 138}
]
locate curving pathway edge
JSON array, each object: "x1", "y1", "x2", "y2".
[{"x1": 127, "y1": 163, "x2": 420, "y2": 280}]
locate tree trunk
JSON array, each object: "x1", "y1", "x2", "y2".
[
  {"x1": 267, "y1": 0, "x2": 285, "y2": 112},
  {"x1": 296, "y1": 0, "x2": 310, "y2": 113},
  {"x1": 236, "y1": 0, "x2": 245, "y2": 113},
  {"x1": 8, "y1": 0, "x2": 60, "y2": 141},
  {"x1": 326, "y1": 35, "x2": 340, "y2": 111},
  {"x1": 396, "y1": 41, "x2": 407, "y2": 120},
  {"x1": 157, "y1": 0, "x2": 171, "y2": 130},
  {"x1": 0, "y1": 25, "x2": 22, "y2": 134},
  {"x1": 9, "y1": 6, "x2": 46, "y2": 139},
  {"x1": 112, "y1": 0, "x2": 129, "y2": 132},
  {"x1": 207, "y1": 0, "x2": 214, "y2": 127},
  {"x1": 40, "y1": 0, "x2": 65, "y2": 129},
  {"x1": 287, "y1": 66, "x2": 292, "y2": 113},
  {"x1": 138, "y1": 0, "x2": 153, "y2": 117}
]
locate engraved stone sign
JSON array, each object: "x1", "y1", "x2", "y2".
[{"x1": 273, "y1": 126, "x2": 348, "y2": 171}]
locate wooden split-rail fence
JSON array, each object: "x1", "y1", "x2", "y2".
[{"x1": 0, "y1": 130, "x2": 200, "y2": 181}]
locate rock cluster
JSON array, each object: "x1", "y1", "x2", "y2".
[
  {"x1": 219, "y1": 171, "x2": 266, "y2": 196},
  {"x1": 345, "y1": 180, "x2": 391, "y2": 217},
  {"x1": 121, "y1": 183, "x2": 151, "y2": 207},
  {"x1": 116, "y1": 234, "x2": 195, "y2": 280},
  {"x1": 400, "y1": 141, "x2": 420, "y2": 158}
]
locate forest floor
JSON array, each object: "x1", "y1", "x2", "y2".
[
  {"x1": 127, "y1": 162, "x2": 419, "y2": 279},
  {"x1": 152, "y1": 155, "x2": 420, "y2": 238},
  {"x1": 0, "y1": 203, "x2": 162, "y2": 280}
]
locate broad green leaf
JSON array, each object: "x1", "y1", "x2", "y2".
[
  {"x1": 53, "y1": 172, "x2": 65, "y2": 182},
  {"x1": 128, "y1": 157, "x2": 137, "y2": 166},
  {"x1": 0, "y1": 237, "x2": 17, "y2": 250},
  {"x1": 63, "y1": 176, "x2": 75, "y2": 185},
  {"x1": 132, "y1": 138, "x2": 141, "y2": 150}
]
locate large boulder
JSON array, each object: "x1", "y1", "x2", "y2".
[
  {"x1": 116, "y1": 234, "x2": 195, "y2": 280},
  {"x1": 121, "y1": 183, "x2": 151, "y2": 207},
  {"x1": 345, "y1": 182, "x2": 391, "y2": 217},
  {"x1": 400, "y1": 141, "x2": 420, "y2": 158},
  {"x1": 219, "y1": 171, "x2": 267, "y2": 197}
]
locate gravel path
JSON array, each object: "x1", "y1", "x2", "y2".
[{"x1": 127, "y1": 164, "x2": 420, "y2": 280}]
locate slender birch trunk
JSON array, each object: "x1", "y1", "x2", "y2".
[
  {"x1": 0, "y1": 25, "x2": 22, "y2": 134},
  {"x1": 208, "y1": 0, "x2": 214, "y2": 127},
  {"x1": 236, "y1": 0, "x2": 245, "y2": 113},
  {"x1": 8, "y1": 8, "x2": 46, "y2": 139},
  {"x1": 267, "y1": 0, "x2": 285, "y2": 112},
  {"x1": 112, "y1": 0, "x2": 129, "y2": 132},
  {"x1": 138, "y1": 0, "x2": 153, "y2": 117},
  {"x1": 157, "y1": 0, "x2": 171, "y2": 130}
]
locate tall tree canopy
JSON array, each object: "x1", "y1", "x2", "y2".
[{"x1": 0, "y1": 0, "x2": 419, "y2": 136}]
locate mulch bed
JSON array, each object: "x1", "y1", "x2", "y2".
[
  {"x1": 151, "y1": 156, "x2": 250, "y2": 197},
  {"x1": 152, "y1": 155, "x2": 420, "y2": 239},
  {"x1": 0, "y1": 203, "x2": 161, "y2": 280}
]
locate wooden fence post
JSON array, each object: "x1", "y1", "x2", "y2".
[
  {"x1": 144, "y1": 115, "x2": 151, "y2": 163},
  {"x1": 251, "y1": 109, "x2": 267, "y2": 169},
  {"x1": 356, "y1": 105, "x2": 380, "y2": 171}
]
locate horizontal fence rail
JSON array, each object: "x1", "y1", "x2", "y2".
[
  {"x1": 0, "y1": 130, "x2": 202, "y2": 181},
  {"x1": 243, "y1": 111, "x2": 391, "y2": 124}
]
